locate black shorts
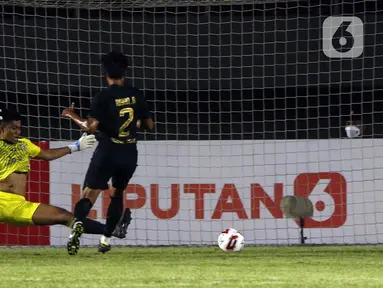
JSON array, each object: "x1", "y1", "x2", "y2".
[{"x1": 83, "y1": 142, "x2": 138, "y2": 191}]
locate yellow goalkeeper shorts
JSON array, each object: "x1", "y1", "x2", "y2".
[{"x1": 0, "y1": 191, "x2": 41, "y2": 226}]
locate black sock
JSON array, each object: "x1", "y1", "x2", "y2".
[
  {"x1": 82, "y1": 219, "x2": 106, "y2": 235},
  {"x1": 104, "y1": 195, "x2": 123, "y2": 237},
  {"x1": 74, "y1": 198, "x2": 93, "y2": 222}
]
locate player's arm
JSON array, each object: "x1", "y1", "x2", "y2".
[
  {"x1": 36, "y1": 147, "x2": 72, "y2": 161},
  {"x1": 137, "y1": 118, "x2": 154, "y2": 131},
  {"x1": 61, "y1": 103, "x2": 99, "y2": 134},
  {"x1": 137, "y1": 92, "x2": 154, "y2": 131},
  {"x1": 23, "y1": 134, "x2": 97, "y2": 161},
  {"x1": 36, "y1": 134, "x2": 97, "y2": 161}
]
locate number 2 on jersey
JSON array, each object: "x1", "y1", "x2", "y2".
[{"x1": 119, "y1": 107, "x2": 134, "y2": 137}]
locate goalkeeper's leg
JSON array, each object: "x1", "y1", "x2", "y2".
[
  {"x1": 32, "y1": 203, "x2": 119, "y2": 256},
  {"x1": 4, "y1": 195, "x2": 127, "y2": 256},
  {"x1": 0, "y1": 193, "x2": 108, "y2": 235},
  {"x1": 32, "y1": 203, "x2": 107, "y2": 234}
]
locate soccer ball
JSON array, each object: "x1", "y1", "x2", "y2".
[{"x1": 217, "y1": 228, "x2": 244, "y2": 252}]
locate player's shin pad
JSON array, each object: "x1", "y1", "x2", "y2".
[{"x1": 280, "y1": 196, "x2": 314, "y2": 219}]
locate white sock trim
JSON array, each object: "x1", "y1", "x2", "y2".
[{"x1": 100, "y1": 235, "x2": 110, "y2": 244}]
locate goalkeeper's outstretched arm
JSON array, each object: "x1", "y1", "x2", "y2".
[{"x1": 36, "y1": 133, "x2": 97, "y2": 161}]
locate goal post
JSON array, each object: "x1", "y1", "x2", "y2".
[{"x1": 0, "y1": 1, "x2": 382, "y2": 246}]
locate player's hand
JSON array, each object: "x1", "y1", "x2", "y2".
[
  {"x1": 62, "y1": 103, "x2": 75, "y2": 118},
  {"x1": 136, "y1": 119, "x2": 141, "y2": 128},
  {"x1": 75, "y1": 133, "x2": 97, "y2": 151}
]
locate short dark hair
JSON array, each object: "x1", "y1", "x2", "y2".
[
  {"x1": 0, "y1": 109, "x2": 22, "y2": 125},
  {"x1": 101, "y1": 51, "x2": 129, "y2": 79}
]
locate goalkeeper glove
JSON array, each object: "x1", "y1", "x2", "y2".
[{"x1": 68, "y1": 133, "x2": 97, "y2": 153}]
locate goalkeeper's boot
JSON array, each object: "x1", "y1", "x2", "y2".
[
  {"x1": 98, "y1": 241, "x2": 112, "y2": 254},
  {"x1": 112, "y1": 208, "x2": 132, "y2": 239},
  {"x1": 67, "y1": 221, "x2": 84, "y2": 256}
]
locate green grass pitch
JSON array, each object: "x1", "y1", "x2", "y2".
[{"x1": 1, "y1": 245, "x2": 383, "y2": 287}]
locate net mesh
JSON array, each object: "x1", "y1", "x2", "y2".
[
  {"x1": 0, "y1": 1, "x2": 383, "y2": 246},
  {"x1": 0, "y1": 0, "x2": 278, "y2": 9}
]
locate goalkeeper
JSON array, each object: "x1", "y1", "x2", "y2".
[{"x1": 0, "y1": 108, "x2": 129, "y2": 239}]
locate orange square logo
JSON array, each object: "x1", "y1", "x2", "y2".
[{"x1": 294, "y1": 172, "x2": 347, "y2": 228}]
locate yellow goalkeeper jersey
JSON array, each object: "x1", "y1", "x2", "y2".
[{"x1": 0, "y1": 138, "x2": 41, "y2": 181}]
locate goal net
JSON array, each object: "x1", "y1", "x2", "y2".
[{"x1": 0, "y1": 0, "x2": 382, "y2": 247}]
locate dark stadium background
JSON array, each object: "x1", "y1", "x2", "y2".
[{"x1": 0, "y1": 0, "x2": 382, "y2": 141}]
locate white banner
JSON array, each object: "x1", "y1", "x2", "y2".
[{"x1": 50, "y1": 139, "x2": 383, "y2": 246}]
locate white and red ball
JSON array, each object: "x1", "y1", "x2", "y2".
[{"x1": 217, "y1": 228, "x2": 244, "y2": 252}]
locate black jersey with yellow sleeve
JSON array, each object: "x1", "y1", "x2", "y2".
[
  {"x1": 88, "y1": 84, "x2": 151, "y2": 144},
  {"x1": 0, "y1": 138, "x2": 41, "y2": 181}
]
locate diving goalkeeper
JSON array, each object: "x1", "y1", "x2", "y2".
[{"x1": 0, "y1": 108, "x2": 129, "y2": 238}]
